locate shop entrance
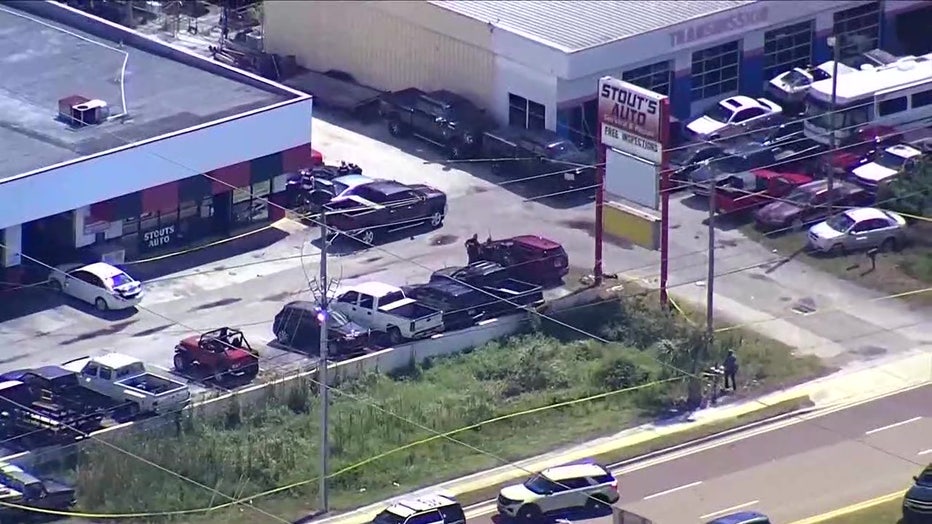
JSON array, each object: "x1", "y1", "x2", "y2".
[
  {"x1": 212, "y1": 192, "x2": 232, "y2": 234},
  {"x1": 895, "y1": 6, "x2": 932, "y2": 55},
  {"x1": 22, "y1": 212, "x2": 76, "y2": 267}
]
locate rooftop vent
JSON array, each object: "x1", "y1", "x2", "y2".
[{"x1": 58, "y1": 95, "x2": 109, "y2": 127}]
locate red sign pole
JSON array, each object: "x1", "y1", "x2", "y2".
[
  {"x1": 658, "y1": 99, "x2": 671, "y2": 308},
  {"x1": 594, "y1": 140, "x2": 605, "y2": 286}
]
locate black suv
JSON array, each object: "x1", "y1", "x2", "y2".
[
  {"x1": 904, "y1": 464, "x2": 932, "y2": 523},
  {"x1": 379, "y1": 88, "x2": 492, "y2": 159},
  {"x1": 371, "y1": 493, "x2": 465, "y2": 524},
  {"x1": 273, "y1": 301, "x2": 370, "y2": 357},
  {"x1": 482, "y1": 127, "x2": 595, "y2": 187}
]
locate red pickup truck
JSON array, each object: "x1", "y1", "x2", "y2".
[{"x1": 713, "y1": 169, "x2": 813, "y2": 215}]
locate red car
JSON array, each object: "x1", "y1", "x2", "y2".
[
  {"x1": 465, "y1": 234, "x2": 569, "y2": 285},
  {"x1": 174, "y1": 327, "x2": 260, "y2": 383},
  {"x1": 713, "y1": 168, "x2": 812, "y2": 215}
]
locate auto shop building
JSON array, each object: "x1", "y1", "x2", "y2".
[
  {"x1": 264, "y1": 0, "x2": 932, "y2": 145},
  {"x1": 0, "y1": 2, "x2": 315, "y2": 278}
]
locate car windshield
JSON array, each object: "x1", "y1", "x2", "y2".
[
  {"x1": 546, "y1": 140, "x2": 579, "y2": 156},
  {"x1": 372, "y1": 510, "x2": 405, "y2": 524},
  {"x1": 703, "y1": 103, "x2": 734, "y2": 123},
  {"x1": 108, "y1": 273, "x2": 135, "y2": 288},
  {"x1": 524, "y1": 474, "x2": 560, "y2": 495},
  {"x1": 330, "y1": 180, "x2": 350, "y2": 197},
  {"x1": 875, "y1": 150, "x2": 908, "y2": 170},
  {"x1": 716, "y1": 154, "x2": 750, "y2": 173},
  {"x1": 784, "y1": 189, "x2": 813, "y2": 205},
  {"x1": 782, "y1": 69, "x2": 812, "y2": 88},
  {"x1": 329, "y1": 309, "x2": 352, "y2": 328},
  {"x1": 826, "y1": 213, "x2": 856, "y2": 232}
]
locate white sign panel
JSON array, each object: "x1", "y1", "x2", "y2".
[
  {"x1": 598, "y1": 77, "x2": 669, "y2": 164},
  {"x1": 605, "y1": 148, "x2": 659, "y2": 210}
]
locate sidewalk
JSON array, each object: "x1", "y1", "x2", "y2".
[{"x1": 314, "y1": 349, "x2": 932, "y2": 524}]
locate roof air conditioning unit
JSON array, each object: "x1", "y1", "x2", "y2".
[{"x1": 58, "y1": 95, "x2": 110, "y2": 127}]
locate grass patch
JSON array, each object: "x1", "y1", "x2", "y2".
[
  {"x1": 740, "y1": 222, "x2": 932, "y2": 307},
  {"x1": 819, "y1": 497, "x2": 904, "y2": 523},
  {"x1": 63, "y1": 289, "x2": 826, "y2": 523}
]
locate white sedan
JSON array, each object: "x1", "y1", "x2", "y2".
[
  {"x1": 48, "y1": 262, "x2": 143, "y2": 311},
  {"x1": 686, "y1": 96, "x2": 783, "y2": 140}
]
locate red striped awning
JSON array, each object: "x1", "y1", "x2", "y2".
[
  {"x1": 208, "y1": 162, "x2": 251, "y2": 194},
  {"x1": 141, "y1": 181, "x2": 180, "y2": 214}
]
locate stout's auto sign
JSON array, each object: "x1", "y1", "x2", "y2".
[{"x1": 598, "y1": 77, "x2": 669, "y2": 163}]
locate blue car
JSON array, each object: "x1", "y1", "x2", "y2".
[{"x1": 706, "y1": 510, "x2": 772, "y2": 524}]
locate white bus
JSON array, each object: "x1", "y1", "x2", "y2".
[{"x1": 803, "y1": 53, "x2": 932, "y2": 146}]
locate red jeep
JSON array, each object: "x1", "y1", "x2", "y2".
[
  {"x1": 174, "y1": 327, "x2": 260, "y2": 383},
  {"x1": 713, "y1": 168, "x2": 812, "y2": 216},
  {"x1": 465, "y1": 234, "x2": 569, "y2": 285}
]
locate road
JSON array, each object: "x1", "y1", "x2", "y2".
[
  {"x1": 464, "y1": 384, "x2": 931, "y2": 524},
  {"x1": 0, "y1": 108, "x2": 930, "y2": 389}
]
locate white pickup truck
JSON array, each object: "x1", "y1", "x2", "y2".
[
  {"x1": 332, "y1": 282, "x2": 444, "y2": 344},
  {"x1": 62, "y1": 353, "x2": 191, "y2": 420}
]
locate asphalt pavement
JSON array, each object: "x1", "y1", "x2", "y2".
[
  {"x1": 464, "y1": 384, "x2": 931, "y2": 524},
  {"x1": 0, "y1": 102, "x2": 930, "y2": 404}
]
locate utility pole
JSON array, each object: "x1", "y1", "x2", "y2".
[
  {"x1": 594, "y1": 144, "x2": 605, "y2": 285},
  {"x1": 706, "y1": 181, "x2": 716, "y2": 339},
  {"x1": 318, "y1": 210, "x2": 330, "y2": 514},
  {"x1": 827, "y1": 35, "x2": 841, "y2": 219}
]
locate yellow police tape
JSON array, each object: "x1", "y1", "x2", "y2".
[
  {"x1": 667, "y1": 296, "x2": 696, "y2": 327},
  {"x1": 0, "y1": 376, "x2": 686, "y2": 518}
]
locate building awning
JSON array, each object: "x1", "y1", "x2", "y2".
[
  {"x1": 141, "y1": 181, "x2": 180, "y2": 214},
  {"x1": 208, "y1": 162, "x2": 251, "y2": 194},
  {"x1": 282, "y1": 143, "x2": 318, "y2": 173}
]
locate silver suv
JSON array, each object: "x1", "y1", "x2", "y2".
[{"x1": 496, "y1": 463, "x2": 619, "y2": 521}]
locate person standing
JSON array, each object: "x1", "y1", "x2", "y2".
[{"x1": 723, "y1": 350, "x2": 739, "y2": 391}]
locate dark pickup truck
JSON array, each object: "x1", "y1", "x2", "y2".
[
  {"x1": 326, "y1": 180, "x2": 447, "y2": 246},
  {"x1": 482, "y1": 126, "x2": 595, "y2": 188},
  {"x1": 0, "y1": 463, "x2": 76, "y2": 519},
  {"x1": 379, "y1": 88, "x2": 493, "y2": 159},
  {"x1": 405, "y1": 271, "x2": 542, "y2": 330},
  {"x1": 0, "y1": 376, "x2": 107, "y2": 447}
]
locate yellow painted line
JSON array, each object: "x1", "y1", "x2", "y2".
[{"x1": 789, "y1": 491, "x2": 904, "y2": 524}]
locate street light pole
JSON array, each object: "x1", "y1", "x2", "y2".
[
  {"x1": 318, "y1": 210, "x2": 330, "y2": 514},
  {"x1": 827, "y1": 35, "x2": 841, "y2": 219}
]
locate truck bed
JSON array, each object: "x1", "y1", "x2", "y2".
[
  {"x1": 284, "y1": 69, "x2": 384, "y2": 115},
  {"x1": 380, "y1": 301, "x2": 439, "y2": 320},
  {"x1": 484, "y1": 278, "x2": 544, "y2": 307},
  {"x1": 117, "y1": 374, "x2": 185, "y2": 395}
]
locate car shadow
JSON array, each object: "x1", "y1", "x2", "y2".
[
  {"x1": 313, "y1": 109, "x2": 593, "y2": 210},
  {"x1": 679, "y1": 193, "x2": 710, "y2": 211},
  {"x1": 309, "y1": 222, "x2": 444, "y2": 256},
  {"x1": 0, "y1": 283, "x2": 142, "y2": 323},
  {"x1": 493, "y1": 504, "x2": 614, "y2": 524}
]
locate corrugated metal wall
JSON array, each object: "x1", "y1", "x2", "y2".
[{"x1": 264, "y1": 1, "x2": 495, "y2": 111}]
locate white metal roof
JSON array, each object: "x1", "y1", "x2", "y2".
[
  {"x1": 428, "y1": 0, "x2": 754, "y2": 52},
  {"x1": 92, "y1": 352, "x2": 144, "y2": 370},
  {"x1": 844, "y1": 207, "x2": 890, "y2": 222},
  {"x1": 541, "y1": 463, "x2": 610, "y2": 480},
  {"x1": 347, "y1": 282, "x2": 404, "y2": 298},
  {"x1": 809, "y1": 54, "x2": 932, "y2": 104}
]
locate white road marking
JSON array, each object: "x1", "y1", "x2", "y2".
[
  {"x1": 864, "y1": 416, "x2": 922, "y2": 435},
  {"x1": 642, "y1": 481, "x2": 702, "y2": 500},
  {"x1": 700, "y1": 500, "x2": 760, "y2": 520},
  {"x1": 919, "y1": 449, "x2": 932, "y2": 456}
]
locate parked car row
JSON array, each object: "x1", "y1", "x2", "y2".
[
  {"x1": 377, "y1": 87, "x2": 595, "y2": 190},
  {"x1": 272, "y1": 234, "x2": 568, "y2": 353}
]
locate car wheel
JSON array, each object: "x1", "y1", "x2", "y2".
[
  {"x1": 48, "y1": 279, "x2": 62, "y2": 293},
  {"x1": 517, "y1": 504, "x2": 541, "y2": 522},
  {"x1": 358, "y1": 229, "x2": 376, "y2": 246},
  {"x1": 449, "y1": 143, "x2": 463, "y2": 160},
  {"x1": 388, "y1": 119, "x2": 404, "y2": 137},
  {"x1": 94, "y1": 297, "x2": 109, "y2": 311},
  {"x1": 585, "y1": 494, "x2": 607, "y2": 511},
  {"x1": 173, "y1": 353, "x2": 190, "y2": 372},
  {"x1": 386, "y1": 326, "x2": 403, "y2": 345},
  {"x1": 829, "y1": 243, "x2": 845, "y2": 256},
  {"x1": 880, "y1": 237, "x2": 896, "y2": 252},
  {"x1": 429, "y1": 210, "x2": 444, "y2": 227},
  {"x1": 791, "y1": 218, "x2": 804, "y2": 232}
]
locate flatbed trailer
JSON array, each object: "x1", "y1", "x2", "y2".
[{"x1": 284, "y1": 69, "x2": 385, "y2": 118}]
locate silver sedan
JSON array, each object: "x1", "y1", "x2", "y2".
[{"x1": 807, "y1": 207, "x2": 908, "y2": 255}]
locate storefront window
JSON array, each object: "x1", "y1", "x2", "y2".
[
  {"x1": 622, "y1": 61, "x2": 672, "y2": 96},
  {"x1": 691, "y1": 41, "x2": 741, "y2": 101},
  {"x1": 763, "y1": 20, "x2": 815, "y2": 81},
  {"x1": 251, "y1": 180, "x2": 271, "y2": 221},
  {"x1": 833, "y1": 2, "x2": 881, "y2": 61},
  {"x1": 122, "y1": 216, "x2": 139, "y2": 236},
  {"x1": 159, "y1": 210, "x2": 177, "y2": 227},
  {"x1": 200, "y1": 195, "x2": 214, "y2": 218},
  {"x1": 140, "y1": 212, "x2": 158, "y2": 232},
  {"x1": 179, "y1": 200, "x2": 198, "y2": 220},
  {"x1": 232, "y1": 187, "x2": 251, "y2": 204}
]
